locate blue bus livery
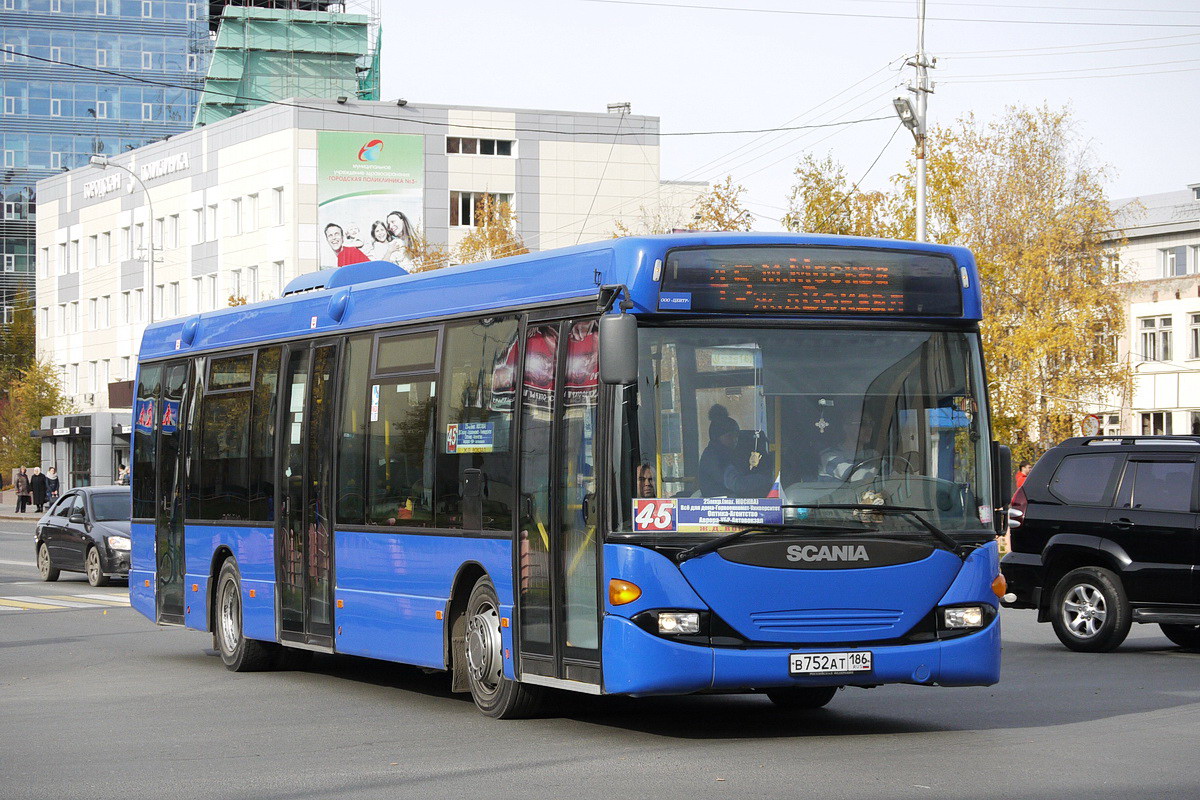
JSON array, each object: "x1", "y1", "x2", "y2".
[{"x1": 131, "y1": 233, "x2": 1007, "y2": 717}]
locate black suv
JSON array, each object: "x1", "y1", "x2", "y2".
[{"x1": 1002, "y1": 435, "x2": 1200, "y2": 652}]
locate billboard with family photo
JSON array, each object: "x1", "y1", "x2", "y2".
[{"x1": 317, "y1": 132, "x2": 425, "y2": 271}]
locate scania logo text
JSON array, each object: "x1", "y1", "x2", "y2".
[{"x1": 786, "y1": 544, "x2": 869, "y2": 563}]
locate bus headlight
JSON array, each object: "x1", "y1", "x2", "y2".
[
  {"x1": 658, "y1": 612, "x2": 701, "y2": 635},
  {"x1": 942, "y1": 606, "x2": 984, "y2": 629},
  {"x1": 106, "y1": 536, "x2": 131, "y2": 552}
]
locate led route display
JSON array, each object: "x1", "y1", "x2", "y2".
[{"x1": 658, "y1": 246, "x2": 963, "y2": 316}]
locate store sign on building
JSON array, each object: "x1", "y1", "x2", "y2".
[
  {"x1": 139, "y1": 153, "x2": 190, "y2": 183},
  {"x1": 82, "y1": 173, "x2": 122, "y2": 200}
]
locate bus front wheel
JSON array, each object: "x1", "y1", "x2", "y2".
[
  {"x1": 463, "y1": 576, "x2": 543, "y2": 719},
  {"x1": 214, "y1": 560, "x2": 277, "y2": 672}
]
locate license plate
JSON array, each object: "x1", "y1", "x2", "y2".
[{"x1": 789, "y1": 651, "x2": 873, "y2": 675}]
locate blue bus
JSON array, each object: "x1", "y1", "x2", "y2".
[{"x1": 130, "y1": 233, "x2": 1010, "y2": 717}]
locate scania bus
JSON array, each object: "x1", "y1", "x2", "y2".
[{"x1": 130, "y1": 233, "x2": 1010, "y2": 717}]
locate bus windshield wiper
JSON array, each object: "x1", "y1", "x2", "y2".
[
  {"x1": 785, "y1": 504, "x2": 969, "y2": 559},
  {"x1": 675, "y1": 521, "x2": 862, "y2": 564}
]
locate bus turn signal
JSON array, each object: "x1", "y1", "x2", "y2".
[
  {"x1": 608, "y1": 579, "x2": 642, "y2": 606},
  {"x1": 992, "y1": 573, "x2": 1007, "y2": 598}
]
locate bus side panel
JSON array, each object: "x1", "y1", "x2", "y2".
[
  {"x1": 183, "y1": 525, "x2": 276, "y2": 641},
  {"x1": 333, "y1": 531, "x2": 514, "y2": 671},
  {"x1": 129, "y1": 521, "x2": 156, "y2": 622},
  {"x1": 938, "y1": 540, "x2": 1000, "y2": 606}
]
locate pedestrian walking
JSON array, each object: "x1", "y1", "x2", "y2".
[
  {"x1": 29, "y1": 467, "x2": 47, "y2": 513},
  {"x1": 15, "y1": 467, "x2": 30, "y2": 514},
  {"x1": 45, "y1": 467, "x2": 60, "y2": 503}
]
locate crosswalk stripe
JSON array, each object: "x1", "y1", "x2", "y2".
[
  {"x1": 0, "y1": 598, "x2": 62, "y2": 610},
  {"x1": 46, "y1": 594, "x2": 129, "y2": 606},
  {"x1": 5, "y1": 595, "x2": 94, "y2": 609},
  {"x1": 74, "y1": 593, "x2": 131, "y2": 603}
]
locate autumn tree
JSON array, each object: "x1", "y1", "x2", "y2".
[
  {"x1": 783, "y1": 104, "x2": 1129, "y2": 461},
  {"x1": 406, "y1": 227, "x2": 453, "y2": 273},
  {"x1": 690, "y1": 175, "x2": 753, "y2": 231},
  {"x1": 0, "y1": 360, "x2": 73, "y2": 482},
  {"x1": 780, "y1": 154, "x2": 899, "y2": 237},
  {"x1": 0, "y1": 290, "x2": 36, "y2": 380},
  {"x1": 455, "y1": 193, "x2": 529, "y2": 265}
]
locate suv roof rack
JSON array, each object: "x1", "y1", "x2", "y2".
[{"x1": 1066, "y1": 435, "x2": 1200, "y2": 447}]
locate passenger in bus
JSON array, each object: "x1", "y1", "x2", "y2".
[
  {"x1": 636, "y1": 463, "x2": 656, "y2": 498},
  {"x1": 699, "y1": 405, "x2": 771, "y2": 497},
  {"x1": 817, "y1": 416, "x2": 878, "y2": 482}
]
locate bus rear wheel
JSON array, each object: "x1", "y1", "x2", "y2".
[
  {"x1": 463, "y1": 576, "x2": 542, "y2": 719},
  {"x1": 214, "y1": 560, "x2": 277, "y2": 672},
  {"x1": 766, "y1": 686, "x2": 838, "y2": 710}
]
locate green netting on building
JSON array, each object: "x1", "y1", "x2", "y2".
[{"x1": 195, "y1": 6, "x2": 380, "y2": 127}]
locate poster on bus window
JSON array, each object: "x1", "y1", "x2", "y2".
[{"x1": 317, "y1": 132, "x2": 425, "y2": 271}]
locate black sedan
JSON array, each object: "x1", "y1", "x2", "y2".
[{"x1": 35, "y1": 486, "x2": 132, "y2": 587}]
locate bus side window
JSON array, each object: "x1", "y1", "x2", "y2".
[
  {"x1": 196, "y1": 353, "x2": 253, "y2": 521},
  {"x1": 436, "y1": 317, "x2": 519, "y2": 531},
  {"x1": 132, "y1": 364, "x2": 162, "y2": 520},
  {"x1": 336, "y1": 335, "x2": 372, "y2": 525}
]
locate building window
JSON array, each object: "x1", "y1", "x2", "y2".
[
  {"x1": 447, "y1": 137, "x2": 515, "y2": 157},
  {"x1": 192, "y1": 207, "x2": 204, "y2": 244},
  {"x1": 141, "y1": 0, "x2": 152, "y2": 17},
  {"x1": 141, "y1": 52, "x2": 152, "y2": 70},
  {"x1": 206, "y1": 204, "x2": 218, "y2": 241},
  {"x1": 39, "y1": 247, "x2": 49, "y2": 278},
  {"x1": 68, "y1": 365, "x2": 78, "y2": 395},
  {"x1": 1161, "y1": 246, "x2": 1193, "y2": 277},
  {"x1": 187, "y1": 2, "x2": 197, "y2": 20},
  {"x1": 450, "y1": 191, "x2": 513, "y2": 227},
  {"x1": 38, "y1": 307, "x2": 48, "y2": 333},
  {"x1": 96, "y1": 0, "x2": 107, "y2": 15},
  {"x1": 186, "y1": 54, "x2": 197, "y2": 72},
  {"x1": 141, "y1": 103, "x2": 154, "y2": 121},
  {"x1": 121, "y1": 292, "x2": 130, "y2": 324},
  {"x1": 50, "y1": 99, "x2": 61, "y2": 117},
  {"x1": 50, "y1": 0, "x2": 62, "y2": 11},
  {"x1": 100, "y1": 232, "x2": 110, "y2": 263},
  {"x1": 3, "y1": 254, "x2": 14, "y2": 272},
  {"x1": 1139, "y1": 316, "x2": 1172, "y2": 363},
  {"x1": 3, "y1": 97, "x2": 14, "y2": 115},
  {"x1": 246, "y1": 193, "x2": 258, "y2": 232},
  {"x1": 70, "y1": 240, "x2": 80, "y2": 273},
  {"x1": 1190, "y1": 313, "x2": 1200, "y2": 360},
  {"x1": 51, "y1": 151, "x2": 62, "y2": 169},
  {"x1": 0, "y1": 306, "x2": 12, "y2": 325},
  {"x1": 3, "y1": 46, "x2": 16, "y2": 63},
  {"x1": 169, "y1": 282, "x2": 180, "y2": 316},
  {"x1": 1141, "y1": 411, "x2": 1172, "y2": 436},
  {"x1": 57, "y1": 304, "x2": 67, "y2": 335},
  {"x1": 2, "y1": 202, "x2": 15, "y2": 220},
  {"x1": 69, "y1": 301, "x2": 79, "y2": 334},
  {"x1": 231, "y1": 197, "x2": 242, "y2": 235},
  {"x1": 133, "y1": 289, "x2": 143, "y2": 322},
  {"x1": 168, "y1": 214, "x2": 179, "y2": 248},
  {"x1": 153, "y1": 284, "x2": 164, "y2": 317},
  {"x1": 88, "y1": 235, "x2": 97, "y2": 267},
  {"x1": 50, "y1": 46, "x2": 61, "y2": 63},
  {"x1": 100, "y1": 295, "x2": 110, "y2": 328},
  {"x1": 273, "y1": 187, "x2": 284, "y2": 225},
  {"x1": 96, "y1": 49, "x2": 107, "y2": 68},
  {"x1": 89, "y1": 298, "x2": 98, "y2": 329},
  {"x1": 3, "y1": 150, "x2": 13, "y2": 167}
]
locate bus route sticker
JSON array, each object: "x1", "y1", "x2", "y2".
[
  {"x1": 633, "y1": 499, "x2": 676, "y2": 532},
  {"x1": 675, "y1": 498, "x2": 783, "y2": 532},
  {"x1": 446, "y1": 422, "x2": 494, "y2": 454}
]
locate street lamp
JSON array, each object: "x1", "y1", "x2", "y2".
[{"x1": 90, "y1": 154, "x2": 156, "y2": 323}]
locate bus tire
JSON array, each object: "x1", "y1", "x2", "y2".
[
  {"x1": 463, "y1": 576, "x2": 543, "y2": 719},
  {"x1": 214, "y1": 560, "x2": 277, "y2": 672},
  {"x1": 766, "y1": 686, "x2": 838, "y2": 710}
]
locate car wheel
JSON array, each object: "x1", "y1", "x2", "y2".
[
  {"x1": 85, "y1": 547, "x2": 109, "y2": 587},
  {"x1": 463, "y1": 576, "x2": 543, "y2": 718},
  {"x1": 1160, "y1": 623, "x2": 1200, "y2": 650},
  {"x1": 766, "y1": 686, "x2": 839, "y2": 709},
  {"x1": 213, "y1": 560, "x2": 277, "y2": 672},
  {"x1": 1049, "y1": 566, "x2": 1131, "y2": 652},
  {"x1": 37, "y1": 542, "x2": 59, "y2": 582}
]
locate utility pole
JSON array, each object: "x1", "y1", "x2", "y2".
[{"x1": 894, "y1": 0, "x2": 935, "y2": 242}]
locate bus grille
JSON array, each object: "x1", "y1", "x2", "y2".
[{"x1": 749, "y1": 608, "x2": 904, "y2": 634}]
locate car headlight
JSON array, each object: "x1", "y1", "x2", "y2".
[
  {"x1": 106, "y1": 535, "x2": 131, "y2": 552},
  {"x1": 657, "y1": 612, "x2": 701, "y2": 635},
  {"x1": 942, "y1": 606, "x2": 984, "y2": 629}
]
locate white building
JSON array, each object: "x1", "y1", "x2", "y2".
[
  {"x1": 1111, "y1": 183, "x2": 1200, "y2": 437},
  {"x1": 34, "y1": 98, "x2": 704, "y2": 485}
]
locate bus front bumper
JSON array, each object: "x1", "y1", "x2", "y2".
[{"x1": 601, "y1": 614, "x2": 1001, "y2": 696}]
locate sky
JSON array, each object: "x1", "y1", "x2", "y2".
[{"x1": 378, "y1": 0, "x2": 1200, "y2": 229}]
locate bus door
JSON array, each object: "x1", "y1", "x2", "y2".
[
  {"x1": 276, "y1": 339, "x2": 341, "y2": 650},
  {"x1": 516, "y1": 317, "x2": 602, "y2": 688},
  {"x1": 155, "y1": 359, "x2": 191, "y2": 625}
]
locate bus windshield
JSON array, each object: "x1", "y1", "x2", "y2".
[{"x1": 614, "y1": 326, "x2": 993, "y2": 536}]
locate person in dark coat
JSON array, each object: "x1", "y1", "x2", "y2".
[
  {"x1": 698, "y1": 405, "x2": 770, "y2": 497},
  {"x1": 45, "y1": 467, "x2": 60, "y2": 503},
  {"x1": 15, "y1": 467, "x2": 30, "y2": 514},
  {"x1": 29, "y1": 467, "x2": 48, "y2": 513}
]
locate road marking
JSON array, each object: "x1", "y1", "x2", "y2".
[
  {"x1": 0, "y1": 530, "x2": 34, "y2": 536},
  {"x1": 0, "y1": 558, "x2": 35, "y2": 567},
  {"x1": 47, "y1": 594, "x2": 130, "y2": 606},
  {"x1": 5, "y1": 595, "x2": 96, "y2": 609},
  {"x1": 0, "y1": 598, "x2": 62, "y2": 610}
]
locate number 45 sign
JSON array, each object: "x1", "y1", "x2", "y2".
[{"x1": 634, "y1": 499, "x2": 676, "y2": 532}]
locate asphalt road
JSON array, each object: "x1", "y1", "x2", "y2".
[{"x1": 1, "y1": 517, "x2": 1198, "y2": 800}]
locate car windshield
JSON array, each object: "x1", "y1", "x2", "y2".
[
  {"x1": 91, "y1": 493, "x2": 131, "y2": 522},
  {"x1": 613, "y1": 326, "x2": 993, "y2": 536}
]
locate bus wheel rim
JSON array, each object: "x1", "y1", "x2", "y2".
[{"x1": 466, "y1": 602, "x2": 502, "y2": 695}]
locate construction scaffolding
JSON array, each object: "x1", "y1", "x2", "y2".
[{"x1": 194, "y1": 1, "x2": 381, "y2": 128}]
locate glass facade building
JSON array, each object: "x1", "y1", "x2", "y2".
[{"x1": 0, "y1": 0, "x2": 207, "y2": 322}]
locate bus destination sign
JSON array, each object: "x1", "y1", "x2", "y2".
[{"x1": 658, "y1": 246, "x2": 963, "y2": 316}]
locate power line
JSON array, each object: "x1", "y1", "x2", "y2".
[
  {"x1": 579, "y1": 0, "x2": 1200, "y2": 28},
  {"x1": 814, "y1": 124, "x2": 905, "y2": 231},
  {"x1": 10, "y1": 49, "x2": 890, "y2": 140},
  {"x1": 945, "y1": 38, "x2": 1200, "y2": 59},
  {"x1": 945, "y1": 65, "x2": 1200, "y2": 83},
  {"x1": 950, "y1": 55, "x2": 1200, "y2": 79},
  {"x1": 800, "y1": 0, "x2": 1200, "y2": 12},
  {"x1": 941, "y1": 31, "x2": 1200, "y2": 55}
]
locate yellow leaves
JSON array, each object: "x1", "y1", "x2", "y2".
[{"x1": 455, "y1": 194, "x2": 529, "y2": 266}]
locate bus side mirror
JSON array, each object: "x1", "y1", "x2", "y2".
[
  {"x1": 599, "y1": 313, "x2": 637, "y2": 385},
  {"x1": 994, "y1": 441, "x2": 1012, "y2": 511}
]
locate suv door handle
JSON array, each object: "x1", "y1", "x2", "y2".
[{"x1": 1112, "y1": 518, "x2": 1134, "y2": 530}]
